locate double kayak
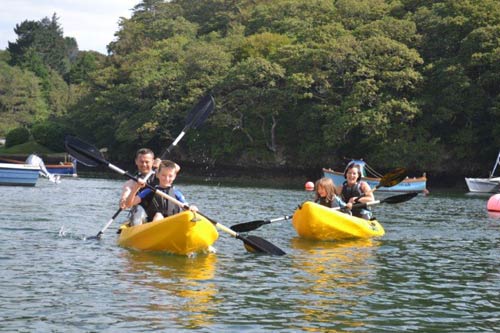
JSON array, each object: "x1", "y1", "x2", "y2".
[
  {"x1": 118, "y1": 211, "x2": 219, "y2": 255},
  {"x1": 292, "y1": 201, "x2": 385, "y2": 241}
]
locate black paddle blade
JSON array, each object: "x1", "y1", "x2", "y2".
[
  {"x1": 377, "y1": 168, "x2": 407, "y2": 188},
  {"x1": 381, "y1": 192, "x2": 418, "y2": 204},
  {"x1": 230, "y1": 220, "x2": 269, "y2": 233},
  {"x1": 185, "y1": 94, "x2": 215, "y2": 130},
  {"x1": 64, "y1": 136, "x2": 104, "y2": 167},
  {"x1": 241, "y1": 235, "x2": 286, "y2": 256}
]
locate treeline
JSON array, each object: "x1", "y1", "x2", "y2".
[{"x1": 1, "y1": 0, "x2": 499, "y2": 177}]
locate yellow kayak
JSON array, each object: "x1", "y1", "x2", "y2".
[
  {"x1": 292, "y1": 201, "x2": 385, "y2": 241},
  {"x1": 118, "y1": 211, "x2": 219, "y2": 255}
]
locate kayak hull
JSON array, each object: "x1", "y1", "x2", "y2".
[
  {"x1": 118, "y1": 211, "x2": 219, "y2": 255},
  {"x1": 292, "y1": 201, "x2": 385, "y2": 241}
]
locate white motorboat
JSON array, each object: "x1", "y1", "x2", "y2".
[{"x1": 465, "y1": 152, "x2": 500, "y2": 193}]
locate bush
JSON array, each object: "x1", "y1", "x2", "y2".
[
  {"x1": 32, "y1": 121, "x2": 70, "y2": 152},
  {"x1": 5, "y1": 127, "x2": 30, "y2": 147}
]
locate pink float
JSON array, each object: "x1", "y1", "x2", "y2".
[{"x1": 487, "y1": 194, "x2": 500, "y2": 212}]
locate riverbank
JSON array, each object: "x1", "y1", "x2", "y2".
[
  {"x1": 1, "y1": 152, "x2": 469, "y2": 191},
  {"x1": 74, "y1": 159, "x2": 468, "y2": 192}
]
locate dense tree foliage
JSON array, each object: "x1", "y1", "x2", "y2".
[{"x1": 1, "y1": 0, "x2": 500, "y2": 179}]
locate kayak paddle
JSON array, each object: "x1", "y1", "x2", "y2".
[
  {"x1": 159, "y1": 94, "x2": 215, "y2": 159},
  {"x1": 349, "y1": 192, "x2": 418, "y2": 210},
  {"x1": 65, "y1": 136, "x2": 286, "y2": 256},
  {"x1": 229, "y1": 192, "x2": 418, "y2": 233},
  {"x1": 230, "y1": 215, "x2": 292, "y2": 233},
  {"x1": 84, "y1": 94, "x2": 215, "y2": 240},
  {"x1": 371, "y1": 167, "x2": 408, "y2": 192}
]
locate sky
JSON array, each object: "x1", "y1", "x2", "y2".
[{"x1": 0, "y1": 0, "x2": 139, "y2": 54}]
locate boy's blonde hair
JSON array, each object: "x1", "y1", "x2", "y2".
[
  {"x1": 315, "y1": 177, "x2": 337, "y2": 201},
  {"x1": 159, "y1": 160, "x2": 181, "y2": 173}
]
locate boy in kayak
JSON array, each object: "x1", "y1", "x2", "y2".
[
  {"x1": 315, "y1": 177, "x2": 352, "y2": 212},
  {"x1": 125, "y1": 160, "x2": 197, "y2": 223}
]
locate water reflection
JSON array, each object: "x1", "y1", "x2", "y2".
[
  {"x1": 290, "y1": 238, "x2": 381, "y2": 332},
  {"x1": 119, "y1": 251, "x2": 219, "y2": 330}
]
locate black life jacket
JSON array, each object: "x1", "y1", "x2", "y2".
[
  {"x1": 341, "y1": 181, "x2": 370, "y2": 217},
  {"x1": 142, "y1": 186, "x2": 180, "y2": 221}
]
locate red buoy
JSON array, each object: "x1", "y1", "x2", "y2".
[
  {"x1": 305, "y1": 181, "x2": 314, "y2": 191},
  {"x1": 487, "y1": 194, "x2": 500, "y2": 212}
]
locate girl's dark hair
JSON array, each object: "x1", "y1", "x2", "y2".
[{"x1": 344, "y1": 163, "x2": 362, "y2": 182}]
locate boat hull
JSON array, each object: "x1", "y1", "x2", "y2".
[
  {"x1": 46, "y1": 163, "x2": 77, "y2": 176},
  {"x1": 465, "y1": 177, "x2": 500, "y2": 193},
  {"x1": 0, "y1": 163, "x2": 39, "y2": 186},
  {"x1": 292, "y1": 201, "x2": 385, "y2": 241},
  {"x1": 323, "y1": 168, "x2": 427, "y2": 192},
  {"x1": 118, "y1": 211, "x2": 219, "y2": 255}
]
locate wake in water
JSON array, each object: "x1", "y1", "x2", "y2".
[{"x1": 58, "y1": 225, "x2": 88, "y2": 240}]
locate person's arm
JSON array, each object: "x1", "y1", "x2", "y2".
[
  {"x1": 119, "y1": 179, "x2": 134, "y2": 209},
  {"x1": 357, "y1": 181, "x2": 374, "y2": 203},
  {"x1": 124, "y1": 179, "x2": 146, "y2": 208},
  {"x1": 174, "y1": 188, "x2": 198, "y2": 212}
]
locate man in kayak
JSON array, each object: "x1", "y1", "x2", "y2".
[
  {"x1": 119, "y1": 148, "x2": 159, "y2": 225},
  {"x1": 337, "y1": 162, "x2": 374, "y2": 220},
  {"x1": 125, "y1": 160, "x2": 197, "y2": 223}
]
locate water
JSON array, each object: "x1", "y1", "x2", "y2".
[{"x1": 1, "y1": 178, "x2": 499, "y2": 332}]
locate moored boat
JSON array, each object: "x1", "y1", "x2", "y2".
[
  {"x1": 118, "y1": 210, "x2": 219, "y2": 256},
  {"x1": 0, "y1": 162, "x2": 40, "y2": 186},
  {"x1": 323, "y1": 159, "x2": 427, "y2": 193},
  {"x1": 465, "y1": 151, "x2": 500, "y2": 193},
  {"x1": 292, "y1": 201, "x2": 385, "y2": 241},
  {"x1": 45, "y1": 162, "x2": 77, "y2": 177},
  {"x1": 0, "y1": 156, "x2": 77, "y2": 177}
]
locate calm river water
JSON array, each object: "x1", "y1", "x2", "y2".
[{"x1": 1, "y1": 177, "x2": 499, "y2": 332}]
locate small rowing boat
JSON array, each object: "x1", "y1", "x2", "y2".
[
  {"x1": 118, "y1": 211, "x2": 219, "y2": 255},
  {"x1": 292, "y1": 201, "x2": 385, "y2": 241}
]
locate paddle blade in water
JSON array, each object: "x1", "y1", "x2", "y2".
[
  {"x1": 230, "y1": 220, "x2": 269, "y2": 233},
  {"x1": 382, "y1": 192, "x2": 418, "y2": 204},
  {"x1": 242, "y1": 235, "x2": 286, "y2": 256},
  {"x1": 378, "y1": 168, "x2": 407, "y2": 188}
]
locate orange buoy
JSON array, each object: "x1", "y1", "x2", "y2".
[{"x1": 487, "y1": 194, "x2": 500, "y2": 212}]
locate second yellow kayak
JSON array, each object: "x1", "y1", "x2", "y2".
[
  {"x1": 292, "y1": 201, "x2": 385, "y2": 241},
  {"x1": 118, "y1": 210, "x2": 219, "y2": 255}
]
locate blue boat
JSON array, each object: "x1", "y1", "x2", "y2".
[
  {"x1": 0, "y1": 163, "x2": 40, "y2": 186},
  {"x1": 323, "y1": 160, "x2": 427, "y2": 193},
  {"x1": 45, "y1": 161, "x2": 77, "y2": 177}
]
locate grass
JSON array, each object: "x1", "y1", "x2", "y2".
[{"x1": 0, "y1": 140, "x2": 55, "y2": 154}]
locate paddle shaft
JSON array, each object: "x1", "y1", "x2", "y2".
[
  {"x1": 92, "y1": 171, "x2": 155, "y2": 239},
  {"x1": 230, "y1": 215, "x2": 292, "y2": 233}
]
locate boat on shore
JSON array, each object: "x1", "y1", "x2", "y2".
[
  {"x1": 465, "y1": 152, "x2": 500, "y2": 193},
  {"x1": 292, "y1": 201, "x2": 385, "y2": 241},
  {"x1": 0, "y1": 162, "x2": 40, "y2": 186},
  {"x1": 323, "y1": 159, "x2": 427, "y2": 193},
  {"x1": 118, "y1": 210, "x2": 219, "y2": 256}
]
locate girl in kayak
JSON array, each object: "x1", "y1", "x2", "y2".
[
  {"x1": 315, "y1": 177, "x2": 352, "y2": 211},
  {"x1": 126, "y1": 160, "x2": 197, "y2": 223},
  {"x1": 338, "y1": 162, "x2": 374, "y2": 220}
]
